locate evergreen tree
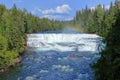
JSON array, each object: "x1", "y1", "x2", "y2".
[
  {"x1": 0, "y1": 4, "x2": 63, "y2": 69},
  {"x1": 93, "y1": 0, "x2": 120, "y2": 80}
]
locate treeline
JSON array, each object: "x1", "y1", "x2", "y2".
[
  {"x1": 72, "y1": 2, "x2": 116, "y2": 37},
  {"x1": 72, "y1": 0, "x2": 120, "y2": 80},
  {"x1": 0, "y1": 4, "x2": 63, "y2": 69},
  {"x1": 93, "y1": 1, "x2": 120, "y2": 80}
]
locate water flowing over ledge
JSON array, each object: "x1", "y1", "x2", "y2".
[
  {"x1": 0, "y1": 31, "x2": 105, "y2": 80},
  {"x1": 27, "y1": 33, "x2": 105, "y2": 52}
]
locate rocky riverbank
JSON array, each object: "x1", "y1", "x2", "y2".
[{"x1": 0, "y1": 56, "x2": 22, "y2": 73}]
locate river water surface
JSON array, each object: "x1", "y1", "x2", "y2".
[{"x1": 0, "y1": 31, "x2": 104, "y2": 80}]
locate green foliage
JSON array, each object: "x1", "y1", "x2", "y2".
[
  {"x1": 0, "y1": 34, "x2": 18, "y2": 68},
  {"x1": 0, "y1": 34, "x2": 7, "y2": 51},
  {"x1": 0, "y1": 4, "x2": 63, "y2": 69},
  {"x1": 93, "y1": 1, "x2": 120, "y2": 80},
  {"x1": 72, "y1": 0, "x2": 120, "y2": 80},
  {"x1": 72, "y1": 3, "x2": 116, "y2": 37}
]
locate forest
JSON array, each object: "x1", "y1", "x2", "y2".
[
  {"x1": 0, "y1": 4, "x2": 63, "y2": 69},
  {"x1": 71, "y1": 0, "x2": 120, "y2": 80},
  {"x1": 0, "y1": 0, "x2": 120, "y2": 80}
]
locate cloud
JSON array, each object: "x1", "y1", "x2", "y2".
[
  {"x1": 55, "y1": 4, "x2": 71, "y2": 14},
  {"x1": 41, "y1": 15, "x2": 63, "y2": 20},
  {"x1": 105, "y1": 5, "x2": 110, "y2": 9},
  {"x1": 42, "y1": 9, "x2": 55, "y2": 15},
  {"x1": 90, "y1": 6, "x2": 96, "y2": 10},
  {"x1": 41, "y1": 14, "x2": 73, "y2": 21},
  {"x1": 42, "y1": 4, "x2": 71, "y2": 15},
  {"x1": 31, "y1": 7, "x2": 42, "y2": 15},
  {"x1": 90, "y1": 5, "x2": 110, "y2": 10},
  {"x1": 32, "y1": 4, "x2": 72, "y2": 21}
]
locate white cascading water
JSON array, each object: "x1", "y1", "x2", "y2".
[
  {"x1": 27, "y1": 33, "x2": 104, "y2": 52},
  {"x1": 0, "y1": 32, "x2": 105, "y2": 80}
]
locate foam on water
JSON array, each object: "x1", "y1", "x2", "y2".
[
  {"x1": 0, "y1": 32, "x2": 105, "y2": 80},
  {"x1": 27, "y1": 33, "x2": 104, "y2": 53}
]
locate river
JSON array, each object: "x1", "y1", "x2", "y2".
[{"x1": 0, "y1": 30, "x2": 105, "y2": 80}]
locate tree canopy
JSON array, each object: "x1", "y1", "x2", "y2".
[
  {"x1": 71, "y1": 0, "x2": 120, "y2": 80},
  {"x1": 0, "y1": 4, "x2": 63, "y2": 68}
]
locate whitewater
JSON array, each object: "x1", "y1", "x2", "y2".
[{"x1": 0, "y1": 31, "x2": 105, "y2": 80}]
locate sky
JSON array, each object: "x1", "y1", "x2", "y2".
[{"x1": 0, "y1": 0, "x2": 115, "y2": 21}]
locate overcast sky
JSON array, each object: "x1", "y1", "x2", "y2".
[{"x1": 0, "y1": 0, "x2": 115, "y2": 21}]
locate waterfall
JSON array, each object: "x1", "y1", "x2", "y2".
[
  {"x1": 1, "y1": 32, "x2": 105, "y2": 80},
  {"x1": 27, "y1": 33, "x2": 104, "y2": 52}
]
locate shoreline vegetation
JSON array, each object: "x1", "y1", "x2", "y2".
[
  {"x1": 70, "y1": 0, "x2": 120, "y2": 80},
  {"x1": 0, "y1": 0, "x2": 120, "y2": 80},
  {"x1": 0, "y1": 4, "x2": 63, "y2": 73},
  {"x1": 0, "y1": 56, "x2": 22, "y2": 73},
  {"x1": 0, "y1": 49, "x2": 35, "y2": 73}
]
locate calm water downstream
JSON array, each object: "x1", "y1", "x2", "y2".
[{"x1": 0, "y1": 31, "x2": 104, "y2": 80}]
